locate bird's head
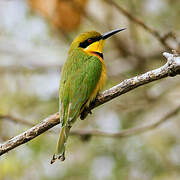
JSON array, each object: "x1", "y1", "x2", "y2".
[{"x1": 69, "y1": 28, "x2": 126, "y2": 55}]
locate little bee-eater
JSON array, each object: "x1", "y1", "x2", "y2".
[{"x1": 51, "y1": 28, "x2": 126, "y2": 163}]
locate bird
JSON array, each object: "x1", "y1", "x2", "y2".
[{"x1": 51, "y1": 28, "x2": 126, "y2": 163}]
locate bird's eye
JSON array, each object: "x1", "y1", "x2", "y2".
[{"x1": 87, "y1": 38, "x2": 93, "y2": 43}]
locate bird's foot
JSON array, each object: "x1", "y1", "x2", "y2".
[{"x1": 80, "y1": 108, "x2": 92, "y2": 120}]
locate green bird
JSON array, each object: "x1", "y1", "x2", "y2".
[{"x1": 51, "y1": 28, "x2": 126, "y2": 163}]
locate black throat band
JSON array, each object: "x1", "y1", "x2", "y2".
[{"x1": 93, "y1": 52, "x2": 104, "y2": 59}]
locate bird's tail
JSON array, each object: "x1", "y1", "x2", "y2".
[{"x1": 51, "y1": 125, "x2": 71, "y2": 164}]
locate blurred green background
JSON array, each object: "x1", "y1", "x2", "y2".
[{"x1": 0, "y1": 0, "x2": 180, "y2": 179}]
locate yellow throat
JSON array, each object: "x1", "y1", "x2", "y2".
[{"x1": 84, "y1": 39, "x2": 105, "y2": 54}]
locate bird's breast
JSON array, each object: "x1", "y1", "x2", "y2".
[{"x1": 86, "y1": 52, "x2": 107, "y2": 106}]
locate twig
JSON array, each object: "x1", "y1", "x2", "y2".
[
  {"x1": 105, "y1": 0, "x2": 179, "y2": 53},
  {"x1": 0, "y1": 114, "x2": 35, "y2": 126},
  {"x1": 0, "y1": 64, "x2": 62, "y2": 74},
  {"x1": 72, "y1": 105, "x2": 180, "y2": 137},
  {"x1": 0, "y1": 52, "x2": 179, "y2": 156}
]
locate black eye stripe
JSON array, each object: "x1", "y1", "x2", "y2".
[{"x1": 79, "y1": 36, "x2": 102, "y2": 48}]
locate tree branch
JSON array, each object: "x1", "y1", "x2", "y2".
[
  {"x1": 72, "y1": 105, "x2": 180, "y2": 138},
  {"x1": 0, "y1": 52, "x2": 179, "y2": 156},
  {"x1": 80, "y1": 51, "x2": 180, "y2": 119},
  {"x1": 0, "y1": 114, "x2": 35, "y2": 127},
  {"x1": 105, "y1": 0, "x2": 179, "y2": 53}
]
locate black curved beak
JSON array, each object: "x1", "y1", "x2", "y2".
[{"x1": 102, "y1": 28, "x2": 126, "y2": 40}]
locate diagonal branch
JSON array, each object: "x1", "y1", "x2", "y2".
[
  {"x1": 0, "y1": 52, "x2": 180, "y2": 156},
  {"x1": 105, "y1": 0, "x2": 179, "y2": 53},
  {"x1": 80, "y1": 51, "x2": 180, "y2": 119}
]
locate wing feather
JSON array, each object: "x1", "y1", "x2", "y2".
[{"x1": 59, "y1": 49, "x2": 102, "y2": 125}]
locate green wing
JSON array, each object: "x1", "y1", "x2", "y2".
[
  {"x1": 54, "y1": 49, "x2": 102, "y2": 160},
  {"x1": 59, "y1": 49, "x2": 102, "y2": 126}
]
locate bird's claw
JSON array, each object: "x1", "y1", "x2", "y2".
[{"x1": 80, "y1": 108, "x2": 92, "y2": 120}]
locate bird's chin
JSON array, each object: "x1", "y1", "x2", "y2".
[{"x1": 84, "y1": 39, "x2": 105, "y2": 54}]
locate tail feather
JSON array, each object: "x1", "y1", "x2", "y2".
[
  {"x1": 57, "y1": 125, "x2": 70, "y2": 156},
  {"x1": 51, "y1": 125, "x2": 71, "y2": 164},
  {"x1": 51, "y1": 103, "x2": 72, "y2": 164}
]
